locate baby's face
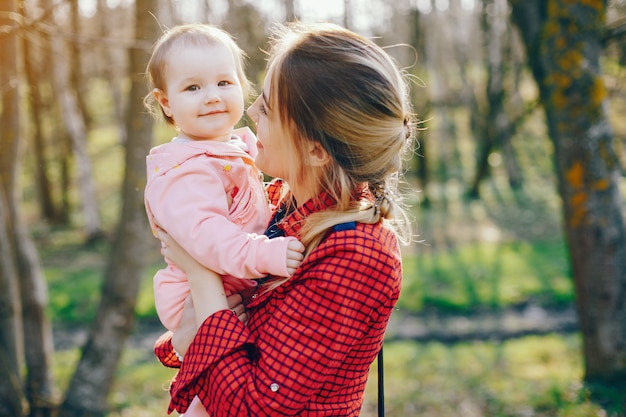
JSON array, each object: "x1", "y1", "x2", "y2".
[{"x1": 156, "y1": 42, "x2": 245, "y2": 142}]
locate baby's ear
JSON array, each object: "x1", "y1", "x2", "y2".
[{"x1": 153, "y1": 88, "x2": 172, "y2": 117}]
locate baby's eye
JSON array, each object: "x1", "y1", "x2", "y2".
[
  {"x1": 259, "y1": 104, "x2": 267, "y2": 115},
  {"x1": 218, "y1": 80, "x2": 232, "y2": 87},
  {"x1": 185, "y1": 85, "x2": 200, "y2": 92}
]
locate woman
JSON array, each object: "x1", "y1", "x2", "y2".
[{"x1": 155, "y1": 21, "x2": 416, "y2": 416}]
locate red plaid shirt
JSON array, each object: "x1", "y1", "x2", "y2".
[{"x1": 154, "y1": 180, "x2": 403, "y2": 416}]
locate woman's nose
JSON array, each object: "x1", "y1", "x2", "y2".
[{"x1": 246, "y1": 103, "x2": 257, "y2": 122}]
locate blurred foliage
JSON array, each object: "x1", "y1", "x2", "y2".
[{"x1": 400, "y1": 239, "x2": 572, "y2": 313}]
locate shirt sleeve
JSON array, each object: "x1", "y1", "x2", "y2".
[
  {"x1": 167, "y1": 230, "x2": 401, "y2": 416},
  {"x1": 148, "y1": 156, "x2": 296, "y2": 278},
  {"x1": 167, "y1": 310, "x2": 255, "y2": 414},
  {"x1": 153, "y1": 331, "x2": 181, "y2": 369}
]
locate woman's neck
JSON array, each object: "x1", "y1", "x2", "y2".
[{"x1": 290, "y1": 187, "x2": 317, "y2": 209}]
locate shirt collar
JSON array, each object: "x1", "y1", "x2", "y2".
[
  {"x1": 268, "y1": 179, "x2": 372, "y2": 238},
  {"x1": 277, "y1": 191, "x2": 337, "y2": 238}
]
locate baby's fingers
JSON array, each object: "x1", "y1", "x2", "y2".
[{"x1": 287, "y1": 239, "x2": 305, "y2": 253}]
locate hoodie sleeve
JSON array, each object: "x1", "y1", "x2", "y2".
[{"x1": 146, "y1": 154, "x2": 295, "y2": 278}]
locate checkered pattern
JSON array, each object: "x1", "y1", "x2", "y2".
[{"x1": 154, "y1": 180, "x2": 402, "y2": 416}]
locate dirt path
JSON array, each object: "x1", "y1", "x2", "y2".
[
  {"x1": 386, "y1": 303, "x2": 578, "y2": 344},
  {"x1": 53, "y1": 303, "x2": 579, "y2": 353}
]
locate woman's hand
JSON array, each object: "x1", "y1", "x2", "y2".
[
  {"x1": 228, "y1": 292, "x2": 249, "y2": 324},
  {"x1": 172, "y1": 292, "x2": 249, "y2": 359},
  {"x1": 171, "y1": 296, "x2": 198, "y2": 358},
  {"x1": 157, "y1": 227, "x2": 205, "y2": 276}
]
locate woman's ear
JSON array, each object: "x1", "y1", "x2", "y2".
[
  {"x1": 307, "y1": 141, "x2": 331, "y2": 167},
  {"x1": 153, "y1": 88, "x2": 172, "y2": 117}
]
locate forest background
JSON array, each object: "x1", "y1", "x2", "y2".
[{"x1": 1, "y1": 0, "x2": 626, "y2": 416}]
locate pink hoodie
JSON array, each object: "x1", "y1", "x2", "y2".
[{"x1": 145, "y1": 128, "x2": 294, "y2": 331}]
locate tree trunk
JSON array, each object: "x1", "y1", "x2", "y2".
[
  {"x1": 13, "y1": 6, "x2": 57, "y2": 417},
  {"x1": 223, "y1": 3, "x2": 268, "y2": 88},
  {"x1": 48, "y1": 17, "x2": 103, "y2": 243},
  {"x1": 68, "y1": 0, "x2": 91, "y2": 130},
  {"x1": 413, "y1": 106, "x2": 431, "y2": 207},
  {"x1": 22, "y1": 11, "x2": 62, "y2": 225},
  {"x1": 199, "y1": 0, "x2": 211, "y2": 22},
  {"x1": 510, "y1": 0, "x2": 626, "y2": 383},
  {"x1": 0, "y1": 4, "x2": 23, "y2": 416},
  {"x1": 59, "y1": 0, "x2": 159, "y2": 414},
  {"x1": 96, "y1": 0, "x2": 127, "y2": 145},
  {"x1": 33, "y1": 0, "x2": 71, "y2": 225},
  {"x1": 284, "y1": 0, "x2": 297, "y2": 21},
  {"x1": 0, "y1": 190, "x2": 25, "y2": 417},
  {"x1": 343, "y1": 0, "x2": 351, "y2": 29},
  {"x1": 1, "y1": 1, "x2": 55, "y2": 415},
  {"x1": 0, "y1": 0, "x2": 25, "y2": 382},
  {"x1": 13, "y1": 199, "x2": 56, "y2": 417},
  {"x1": 407, "y1": 9, "x2": 430, "y2": 206},
  {"x1": 469, "y1": 0, "x2": 520, "y2": 198}
]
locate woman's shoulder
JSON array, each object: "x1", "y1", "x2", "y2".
[
  {"x1": 299, "y1": 222, "x2": 402, "y2": 301},
  {"x1": 330, "y1": 221, "x2": 399, "y2": 251},
  {"x1": 308, "y1": 221, "x2": 402, "y2": 272}
]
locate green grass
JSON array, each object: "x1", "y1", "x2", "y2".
[
  {"x1": 361, "y1": 335, "x2": 620, "y2": 417},
  {"x1": 47, "y1": 264, "x2": 160, "y2": 324},
  {"x1": 51, "y1": 333, "x2": 617, "y2": 417},
  {"x1": 53, "y1": 347, "x2": 176, "y2": 416}
]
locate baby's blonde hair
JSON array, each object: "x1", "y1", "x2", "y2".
[
  {"x1": 266, "y1": 22, "x2": 416, "y2": 255},
  {"x1": 144, "y1": 23, "x2": 250, "y2": 125}
]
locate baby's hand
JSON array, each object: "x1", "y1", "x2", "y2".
[{"x1": 286, "y1": 240, "x2": 305, "y2": 276}]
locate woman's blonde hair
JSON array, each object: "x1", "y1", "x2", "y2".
[
  {"x1": 266, "y1": 22, "x2": 416, "y2": 256},
  {"x1": 144, "y1": 23, "x2": 250, "y2": 125}
]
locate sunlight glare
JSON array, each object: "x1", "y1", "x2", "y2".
[
  {"x1": 79, "y1": 0, "x2": 133, "y2": 17},
  {"x1": 79, "y1": 0, "x2": 96, "y2": 18},
  {"x1": 460, "y1": 0, "x2": 476, "y2": 10},
  {"x1": 435, "y1": 0, "x2": 449, "y2": 11},
  {"x1": 416, "y1": 0, "x2": 432, "y2": 14},
  {"x1": 298, "y1": 0, "x2": 345, "y2": 21}
]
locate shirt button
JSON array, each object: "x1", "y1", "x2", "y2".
[{"x1": 270, "y1": 383, "x2": 279, "y2": 392}]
